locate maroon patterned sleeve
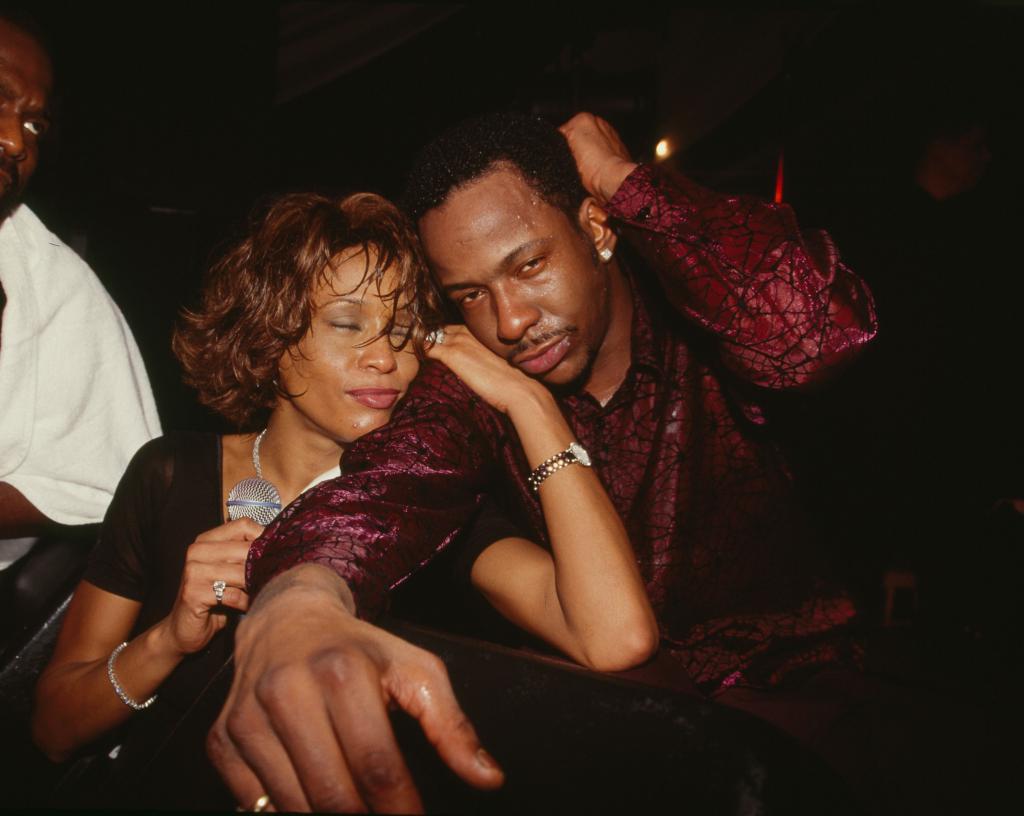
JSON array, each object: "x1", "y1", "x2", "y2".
[
  {"x1": 246, "y1": 361, "x2": 506, "y2": 620},
  {"x1": 607, "y1": 164, "x2": 877, "y2": 389}
]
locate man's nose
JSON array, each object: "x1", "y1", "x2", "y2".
[
  {"x1": 0, "y1": 114, "x2": 27, "y2": 161},
  {"x1": 493, "y1": 288, "x2": 540, "y2": 345}
]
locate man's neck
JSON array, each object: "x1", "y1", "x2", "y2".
[{"x1": 583, "y1": 264, "x2": 633, "y2": 406}]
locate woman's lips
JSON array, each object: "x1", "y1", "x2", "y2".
[
  {"x1": 347, "y1": 389, "x2": 400, "y2": 409},
  {"x1": 515, "y1": 336, "x2": 571, "y2": 376}
]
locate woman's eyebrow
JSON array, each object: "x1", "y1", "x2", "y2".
[{"x1": 322, "y1": 296, "x2": 364, "y2": 307}]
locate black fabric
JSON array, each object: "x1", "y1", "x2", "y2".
[
  {"x1": 0, "y1": 279, "x2": 6, "y2": 348},
  {"x1": 51, "y1": 432, "x2": 242, "y2": 805},
  {"x1": 77, "y1": 431, "x2": 246, "y2": 723},
  {"x1": 81, "y1": 430, "x2": 245, "y2": 718},
  {"x1": 453, "y1": 495, "x2": 531, "y2": 586},
  {"x1": 83, "y1": 431, "x2": 221, "y2": 634}
]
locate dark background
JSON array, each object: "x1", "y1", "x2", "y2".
[
  {"x1": 14, "y1": 3, "x2": 1024, "y2": 432},
  {"x1": 3, "y1": 8, "x2": 1022, "y2": 807}
]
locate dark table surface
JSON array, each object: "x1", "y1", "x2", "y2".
[{"x1": 94, "y1": 617, "x2": 863, "y2": 814}]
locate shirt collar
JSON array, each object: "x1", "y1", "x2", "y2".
[
  {"x1": 622, "y1": 257, "x2": 666, "y2": 378},
  {"x1": 560, "y1": 256, "x2": 667, "y2": 413}
]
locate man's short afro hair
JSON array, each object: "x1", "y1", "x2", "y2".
[{"x1": 402, "y1": 111, "x2": 588, "y2": 223}]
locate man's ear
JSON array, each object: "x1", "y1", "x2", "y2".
[{"x1": 577, "y1": 196, "x2": 618, "y2": 260}]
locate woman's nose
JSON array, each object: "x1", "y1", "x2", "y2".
[{"x1": 359, "y1": 333, "x2": 399, "y2": 373}]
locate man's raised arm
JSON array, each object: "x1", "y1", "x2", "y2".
[
  {"x1": 208, "y1": 363, "x2": 507, "y2": 812},
  {"x1": 561, "y1": 113, "x2": 877, "y2": 390}
]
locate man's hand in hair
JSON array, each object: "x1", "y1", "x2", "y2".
[{"x1": 560, "y1": 112, "x2": 638, "y2": 206}]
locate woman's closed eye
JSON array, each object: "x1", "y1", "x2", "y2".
[
  {"x1": 389, "y1": 324, "x2": 412, "y2": 342},
  {"x1": 331, "y1": 321, "x2": 361, "y2": 331}
]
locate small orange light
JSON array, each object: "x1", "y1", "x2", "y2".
[{"x1": 655, "y1": 138, "x2": 671, "y2": 160}]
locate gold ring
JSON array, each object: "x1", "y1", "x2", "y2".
[{"x1": 237, "y1": 793, "x2": 271, "y2": 812}]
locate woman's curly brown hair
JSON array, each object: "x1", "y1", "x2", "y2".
[{"x1": 173, "y1": 191, "x2": 442, "y2": 429}]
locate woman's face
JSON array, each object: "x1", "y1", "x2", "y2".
[{"x1": 276, "y1": 249, "x2": 420, "y2": 446}]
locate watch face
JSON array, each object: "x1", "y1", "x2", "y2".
[{"x1": 569, "y1": 442, "x2": 592, "y2": 467}]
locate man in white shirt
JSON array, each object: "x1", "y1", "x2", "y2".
[{"x1": 0, "y1": 14, "x2": 160, "y2": 555}]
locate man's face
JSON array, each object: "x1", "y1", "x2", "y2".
[
  {"x1": 0, "y1": 21, "x2": 53, "y2": 212},
  {"x1": 419, "y1": 167, "x2": 615, "y2": 388}
]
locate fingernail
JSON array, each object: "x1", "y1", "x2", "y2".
[{"x1": 476, "y1": 747, "x2": 498, "y2": 771}]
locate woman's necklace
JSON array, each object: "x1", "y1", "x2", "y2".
[{"x1": 226, "y1": 429, "x2": 283, "y2": 525}]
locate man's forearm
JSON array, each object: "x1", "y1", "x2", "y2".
[
  {"x1": 249, "y1": 563, "x2": 357, "y2": 618},
  {"x1": 0, "y1": 481, "x2": 51, "y2": 538},
  {"x1": 245, "y1": 362, "x2": 505, "y2": 621}
]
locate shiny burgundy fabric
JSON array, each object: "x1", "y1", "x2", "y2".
[{"x1": 247, "y1": 165, "x2": 877, "y2": 692}]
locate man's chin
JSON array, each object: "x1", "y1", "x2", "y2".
[
  {"x1": 0, "y1": 189, "x2": 21, "y2": 219},
  {"x1": 537, "y1": 351, "x2": 592, "y2": 393}
]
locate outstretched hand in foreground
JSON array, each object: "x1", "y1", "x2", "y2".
[{"x1": 207, "y1": 564, "x2": 504, "y2": 813}]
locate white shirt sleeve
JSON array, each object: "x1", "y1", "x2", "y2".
[{"x1": 0, "y1": 204, "x2": 162, "y2": 525}]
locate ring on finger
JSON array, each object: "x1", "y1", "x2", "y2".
[
  {"x1": 426, "y1": 328, "x2": 445, "y2": 345},
  {"x1": 212, "y1": 579, "x2": 227, "y2": 605},
  {"x1": 235, "y1": 793, "x2": 272, "y2": 812}
]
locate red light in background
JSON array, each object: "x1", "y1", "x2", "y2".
[{"x1": 774, "y1": 149, "x2": 785, "y2": 203}]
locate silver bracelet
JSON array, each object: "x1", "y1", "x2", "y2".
[
  {"x1": 528, "y1": 441, "x2": 592, "y2": 492},
  {"x1": 106, "y1": 641, "x2": 158, "y2": 711}
]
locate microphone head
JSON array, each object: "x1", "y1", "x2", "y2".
[{"x1": 226, "y1": 477, "x2": 282, "y2": 526}]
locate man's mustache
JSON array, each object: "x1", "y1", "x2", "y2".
[
  {"x1": 510, "y1": 325, "x2": 577, "y2": 358},
  {"x1": 0, "y1": 156, "x2": 21, "y2": 188}
]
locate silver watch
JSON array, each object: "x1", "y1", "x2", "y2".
[{"x1": 528, "y1": 442, "x2": 592, "y2": 492}]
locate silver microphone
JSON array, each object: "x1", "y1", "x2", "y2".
[{"x1": 226, "y1": 477, "x2": 282, "y2": 526}]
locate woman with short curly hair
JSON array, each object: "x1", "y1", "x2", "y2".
[
  {"x1": 33, "y1": 191, "x2": 438, "y2": 762},
  {"x1": 174, "y1": 191, "x2": 438, "y2": 429}
]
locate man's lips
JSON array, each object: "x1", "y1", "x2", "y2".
[
  {"x1": 514, "y1": 336, "x2": 572, "y2": 376},
  {"x1": 0, "y1": 161, "x2": 18, "y2": 188},
  {"x1": 346, "y1": 388, "x2": 401, "y2": 409}
]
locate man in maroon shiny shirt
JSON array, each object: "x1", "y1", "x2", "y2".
[{"x1": 208, "y1": 112, "x2": 877, "y2": 813}]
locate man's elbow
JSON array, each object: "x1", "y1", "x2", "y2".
[{"x1": 581, "y1": 619, "x2": 660, "y2": 673}]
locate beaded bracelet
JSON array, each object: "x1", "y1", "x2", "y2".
[
  {"x1": 527, "y1": 442, "x2": 592, "y2": 492},
  {"x1": 106, "y1": 641, "x2": 158, "y2": 711}
]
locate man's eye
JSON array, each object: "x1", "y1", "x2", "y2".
[
  {"x1": 24, "y1": 120, "x2": 47, "y2": 137},
  {"x1": 458, "y1": 290, "x2": 484, "y2": 307},
  {"x1": 520, "y1": 257, "x2": 545, "y2": 276}
]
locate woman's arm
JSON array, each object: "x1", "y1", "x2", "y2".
[
  {"x1": 33, "y1": 582, "x2": 174, "y2": 762},
  {"x1": 32, "y1": 519, "x2": 259, "y2": 762},
  {"x1": 427, "y1": 327, "x2": 658, "y2": 671}
]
